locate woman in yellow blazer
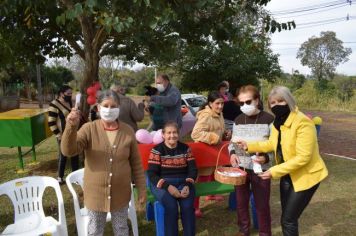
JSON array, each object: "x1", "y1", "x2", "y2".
[{"x1": 236, "y1": 86, "x2": 328, "y2": 236}]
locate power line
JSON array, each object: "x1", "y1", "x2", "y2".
[
  {"x1": 272, "y1": 42, "x2": 356, "y2": 45},
  {"x1": 271, "y1": 0, "x2": 349, "y2": 15},
  {"x1": 295, "y1": 17, "x2": 355, "y2": 29},
  {"x1": 272, "y1": 0, "x2": 344, "y2": 13},
  {"x1": 274, "y1": 4, "x2": 355, "y2": 19},
  {"x1": 297, "y1": 16, "x2": 346, "y2": 26}
]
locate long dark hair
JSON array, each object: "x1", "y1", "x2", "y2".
[
  {"x1": 57, "y1": 85, "x2": 72, "y2": 96},
  {"x1": 199, "y1": 91, "x2": 224, "y2": 111}
]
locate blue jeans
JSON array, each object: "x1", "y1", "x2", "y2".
[{"x1": 150, "y1": 178, "x2": 195, "y2": 236}]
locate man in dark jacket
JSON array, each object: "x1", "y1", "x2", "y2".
[{"x1": 149, "y1": 74, "x2": 182, "y2": 129}]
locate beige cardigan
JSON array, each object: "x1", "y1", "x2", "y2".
[
  {"x1": 191, "y1": 106, "x2": 225, "y2": 175},
  {"x1": 191, "y1": 106, "x2": 225, "y2": 145},
  {"x1": 61, "y1": 120, "x2": 146, "y2": 212}
]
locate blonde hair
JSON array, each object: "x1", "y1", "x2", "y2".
[{"x1": 268, "y1": 86, "x2": 296, "y2": 111}]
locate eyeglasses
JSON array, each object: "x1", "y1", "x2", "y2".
[{"x1": 238, "y1": 99, "x2": 253, "y2": 106}]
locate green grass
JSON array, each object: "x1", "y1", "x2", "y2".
[{"x1": 1, "y1": 119, "x2": 356, "y2": 235}]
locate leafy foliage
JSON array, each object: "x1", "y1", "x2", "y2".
[
  {"x1": 0, "y1": 0, "x2": 294, "y2": 113},
  {"x1": 297, "y1": 31, "x2": 352, "y2": 88}
]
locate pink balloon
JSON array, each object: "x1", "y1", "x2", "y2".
[
  {"x1": 135, "y1": 129, "x2": 153, "y2": 144},
  {"x1": 150, "y1": 131, "x2": 157, "y2": 138},
  {"x1": 153, "y1": 129, "x2": 163, "y2": 144}
]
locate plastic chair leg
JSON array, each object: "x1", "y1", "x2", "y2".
[
  {"x1": 153, "y1": 201, "x2": 165, "y2": 236},
  {"x1": 128, "y1": 207, "x2": 139, "y2": 236},
  {"x1": 250, "y1": 194, "x2": 259, "y2": 229},
  {"x1": 146, "y1": 202, "x2": 155, "y2": 221}
]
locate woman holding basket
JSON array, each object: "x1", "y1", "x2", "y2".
[
  {"x1": 236, "y1": 86, "x2": 328, "y2": 236},
  {"x1": 229, "y1": 85, "x2": 274, "y2": 236}
]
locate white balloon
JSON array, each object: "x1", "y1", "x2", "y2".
[
  {"x1": 135, "y1": 129, "x2": 153, "y2": 144},
  {"x1": 153, "y1": 129, "x2": 163, "y2": 144}
]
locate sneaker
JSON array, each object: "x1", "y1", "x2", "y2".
[
  {"x1": 205, "y1": 195, "x2": 224, "y2": 201},
  {"x1": 57, "y1": 177, "x2": 66, "y2": 185},
  {"x1": 195, "y1": 209, "x2": 203, "y2": 218}
]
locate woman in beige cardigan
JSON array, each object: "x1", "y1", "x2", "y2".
[
  {"x1": 61, "y1": 90, "x2": 146, "y2": 236},
  {"x1": 191, "y1": 91, "x2": 230, "y2": 217}
]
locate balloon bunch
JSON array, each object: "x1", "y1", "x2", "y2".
[
  {"x1": 181, "y1": 106, "x2": 189, "y2": 116},
  {"x1": 86, "y1": 82, "x2": 101, "y2": 105},
  {"x1": 305, "y1": 113, "x2": 323, "y2": 125},
  {"x1": 135, "y1": 129, "x2": 164, "y2": 144}
]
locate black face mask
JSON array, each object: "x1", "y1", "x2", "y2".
[
  {"x1": 64, "y1": 95, "x2": 72, "y2": 104},
  {"x1": 271, "y1": 104, "x2": 290, "y2": 118}
]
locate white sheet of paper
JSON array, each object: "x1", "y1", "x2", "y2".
[{"x1": 232, "y1": 123, "x2": 270, "y2": 142}]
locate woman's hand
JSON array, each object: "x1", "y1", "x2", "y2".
[
  {"x1": 224, "y1": 130, "x2": 232, "y2": 141},
  {"x1": 230, "y1": 154, "x2": 240, "y2": 167},
  {"x1": 233, "y1": 138, "x2": 248, "y2": 151},
  {"x1": 180, "y1": 186, "x2": 190, "y2": 198},
  {"x1": 66, "y1": 107, "x2": 80, "y2": 126},
  {"x1": 168, "y1": 185, "x2": 181, "y2": 198},
  {"x1": 137, "y1": 192, "x2": 147, "y2": 211},
  {"x1": 258, "y1": 170, "x2": 272, "y2": 180},
  {"x1": 253, "y1": 153, "x2": 267, "y2": 164}
]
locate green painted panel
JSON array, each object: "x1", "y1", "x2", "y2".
[
  {"x1": 0, "y1": 109, "x2": 50, "y2": 148},
  {"x1": 30, "y1": 113, "x2": 46, "y2": 145},
  {"x1": 0, "y1": 118, "x2": 33, "y2": 146}
]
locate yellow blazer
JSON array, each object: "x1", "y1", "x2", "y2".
[{"x1": 247, "y1": 108, "x2": 328, "y2": 192}]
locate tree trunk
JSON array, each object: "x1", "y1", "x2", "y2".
[
  {"x1": 23, "y1": 76, "x2": 32, "y2": 101},
  {"x1": 80, "y1": 47, "x2": 100, "y2": 118},
  {"x1": 36, "y1": 64, "x2": 43, "y2": 108}
]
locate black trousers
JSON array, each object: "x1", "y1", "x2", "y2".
[
  {"x1": 57, "y1": 139, "x2": 79, "y2": 179},
  {"x1": 280, "y1": 175, "x2": 319, "y2": 236}
]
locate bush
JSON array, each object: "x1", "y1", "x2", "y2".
[{"x1": 263, "y1": 79, "x2": 356, "y2": 112}]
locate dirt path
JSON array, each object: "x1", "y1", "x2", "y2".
[
  {"x1": 18, "y1": 101, "x2": 356, "y2": 158},
  {"x1": 306, "y1": 110, "x2": 356, "y2": 159}
]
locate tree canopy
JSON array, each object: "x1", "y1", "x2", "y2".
[
  {"x1": 0, "y1": 0, "x2": 294, "y2": 113},
  {"x1": 297, "y1": 31, "x2": 352, "y2": 83}
]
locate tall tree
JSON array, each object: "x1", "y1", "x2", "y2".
[
  {"x1": 297, "y1": 31, "x2": 352, "y2": 85},
  {"x1": 176, "y1": 8, "x2": 281, "y2": 92},
  {"x1": 1, "y1": 0, "x2": 293, "y2": 114}
]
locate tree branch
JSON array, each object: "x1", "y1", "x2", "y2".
[
  {"x1": 66, "y1": 37, "x2": 85, "y2": 59},
  {"x1": 92, "y1": 26, "x2": 107, "y2": 53}
]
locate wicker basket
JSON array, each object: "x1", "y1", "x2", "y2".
[{"x1": 214, "y1": 143, "x2": 247, "y2": 186}]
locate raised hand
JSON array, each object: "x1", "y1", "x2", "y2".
[{"x1": 66, "y1": 107, "x2": 80, "y2": 126}]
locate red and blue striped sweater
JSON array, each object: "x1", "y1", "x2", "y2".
[{"x1": 147, "y1": 142, "x2": 197, "y2": 190}]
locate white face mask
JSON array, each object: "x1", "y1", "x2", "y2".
[
  {"x1": 240, "y1": 104, "x2": 259, "y2": 116},
  {"x1": 99, "y1": 106, "x2": 120, "y2": 122},
  {"x1": 156, "y1": 84, "x2": 165, "y2": 92}
]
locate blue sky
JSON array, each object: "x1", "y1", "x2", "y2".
[{"x1": 265, "y1": 0, "x2": 356, "y2": 76}]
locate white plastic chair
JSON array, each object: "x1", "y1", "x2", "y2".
[
  {"x1": 0, "y1": 176, "x2": 68, "y2": 236},
  {"x1": 66, "y1": 168, "x2": 139, "y2": 236}
]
